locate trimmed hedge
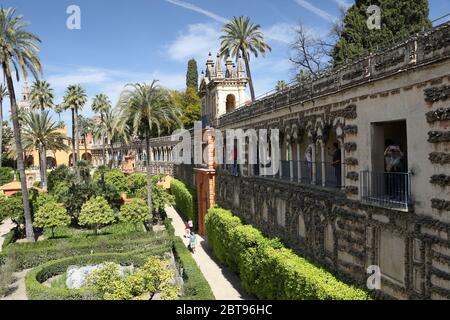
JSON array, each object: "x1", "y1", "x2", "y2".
[
  {"x1": 173, "y1": 237, "x2": 214, "y2": 300},
  {"x1": 25, "y1": 247, "x2": 170, "y2": 300},
  {"x1": 170, "y1": 179, "x2": 198, "y2": 229},
  {"x1": 1, "y1": 232, "x2": 173, "y2": 270},
  {"x1": 205, "y1": 207, "x2": 370, "y2": 300}
]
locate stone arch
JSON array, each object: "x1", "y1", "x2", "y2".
[{"x1": 46, "y1": 156, "x2": 57, "y2": 169}]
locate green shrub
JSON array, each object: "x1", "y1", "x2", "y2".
[
  {"x1": 33, "y1": 200, "x2": 71, "y2": 238},
  {"x1": 0, "y1": 254, "x2": 17, "y2": 297},
  {"x1": 78, "y1": 196, "x2": 115, "y2": 234},
  {"x1": 205, "y1": 207, "x2": 370, "y2": 300},
  {"x1": 119, "y1": 199, "x2": 152, "y2": 229},
  {"x1": 0, "y1": 194, "x2": 24, "y2": 228},
  {"x1": 173, "y1": 237, "x2": 214, "y2": 300},
  {"x1": 2, "y1": 231, "x2": 173, "y2": 270},
  {"x1": 47, "y1": 165, "x2": 74, "y2": 192},
  {"x1": 170, "y1": 179, "x2": 197, "y2": 229},
  {"x1": 127, "y1": 173, "x2": 146, "y2": 197},
  {"x1": 103, "y1": 169, "x2": 128, "y2": 193},
  {"x1": 0, "y1": 167, "x2": 14, "y2": 186},
  {"x1": 25, "y1": 249, "x2": 170, "y2": 300}
]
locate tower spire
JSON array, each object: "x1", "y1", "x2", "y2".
[{"x1": 215, "y1": 53, "x2": 223, "y2": 78}]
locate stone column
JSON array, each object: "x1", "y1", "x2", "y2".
[
  {"x1": 320, "y1": 140, "x2": 326, "y2": 187},
  {"x1": 311, "y1": 142, "x2": 316, "y2": 185},
  {"x1": 297, "y1": 141, "x2": 301, "y2": 183}
]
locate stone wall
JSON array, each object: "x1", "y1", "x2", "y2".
[{"x1": 215, "y1": 171, "x2": 450, "y2": 300}]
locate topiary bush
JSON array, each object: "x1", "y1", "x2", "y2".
[
  {"x1": 78, "y1": 196, "x2": 115, "y2": 234},
  {"x1": 127, "y1": 173, "x2": 146, "y2": 197},
  {"x1": 33, "y1": 198, "x2": 71, "y2": 238},
  {"x1": 103, "y1": 169, "x2": 129, "y2": 194},
  {"x1": 205, "y1": 207, "x2": 371, "y2": 300},
  {"x1": 119, "y1": 199, "x2": 152, "y2": 230},
  {"x1": 47, "y1": 165, "x2": 75, "y2": 193},
  {"x1": 170, "y1": 178, "x2": 197, "y2": 229}
]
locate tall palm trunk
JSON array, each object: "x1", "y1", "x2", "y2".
[
  {"x1": 145, "y1": 131, "x2": 152, "y2": 213},
  {"x1": 40, "y1": 105, "x2": 47, "y2": 189},
  {"x1": 74, "y1": 108, "x2": 80, "y2": 164},
  {"x1": 109, "y1": 140, "x2": 114, "y2": 168},
  {"x1": 84, "y1": 135, "x2": 88, "y2": 163},
  {"x1": 71, "y1": 109, "x2": 76, "y2": 166},
  {"x1": 241, "y1": 48, "x2": 256, "y2": 102},
  {"x1": 2, "y1": 62, "x2": 35, "y2": 241},
  {"x1": 0, "y1": 97, "x2": 3, "y2": 167},
  {"x1": 101, "y1": 114, "x2": 106, "y2": 166}
]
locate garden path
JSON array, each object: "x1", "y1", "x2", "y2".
[
  {"x1": 0, "y1": 269, "x2": 29, "y2": 300},
  {"x1": 165, "y1": 206, "x2": 252, "y2": 300},
  {"x1": 0, "y1": 219, "x2": 14, "y2": 252}
]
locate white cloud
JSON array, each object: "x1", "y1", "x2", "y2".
[
  {"x1": 166, "y1": 23, "x2": 221, "y2": 62},
  {"x1": 294, "y1": 0, "x2": 337, "y2": 22},
  {"x1": 330, "y1": 0, "x2": 352, "y2": 9},
  {"x1": 164, "y1": 0, "x2": 228, "y2": 24},
  {"x1": 263, "y1": 22, "x2": 297, "y2": 44}
]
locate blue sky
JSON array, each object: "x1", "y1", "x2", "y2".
[{"x1": 1, "y1": 0, "x2": 449, "y2": 132}]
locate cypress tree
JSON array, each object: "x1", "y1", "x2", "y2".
[
  {"x1": 186, "y1": 59, "x2": 199, "y2": 90},
  {"x1": 332, "y1": 0, "x2": 432, "y2": 66}
]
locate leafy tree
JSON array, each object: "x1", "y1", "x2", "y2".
[
  {"x1": 103, "y1": 168, "x2": 128, "y2": 193},
  {"x1": 119, "y1": 81, "x2": 181, "y2": 213},
  {"x1": 0, "y1": 7, "x2": 43, "y2": 241},
  {"x1": 220, "y1": 16, "x2": 272, "y2": 102},
  {"x1": 170, "y1": 87, "x2": 201, "y2": 129},
  {"x1": 332, "y1": 0, "x2": 432, "y2": 65},
  {"x1": 186, "y1": 59, "x2": 198, "y2": 91},
  {"x1": 0, "y1": 195, "x2": 24, "y2": 229},
  {"x1": 47, "y1": 165, "x2": 75, "y2": 192},
  {"x1": 78, "y1": 196, "x2": 115, "y2": 233},
  {"x1": 127, "y1": 173, "x2": 146, "y2": 197},
  {"x1": 0, "y1": 167, "x2": 14, "y2": 186},
  {"x1": 33, "y1": 198, "x2": 70, "y2": 238},
  {"x1": 119, "y1": 199, "x2": 152, "y2": 230}
]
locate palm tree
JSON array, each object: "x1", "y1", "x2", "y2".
[
  {"x1": 91, "y1": 93, "x2": 111, "y2": 165},
  {"x1": 62, "y1": 85, "x2": 87, "y2": 168},
  {"x1": 220, "y1": 16, "x2": 272, "y2": 102},
  {"x1": 102, "y1": 107, "x2": 129, "y2": 168},
  {"x1": 78, "y1": 115, "x2": 93, "y2": 163},
  {"x1": 275, "y1": 80, "x2": 287, "y2": 92},
  {"x1": 0, "y1": 84, "x2": 9, "y2": 167},
  {"x1": 54, "y1": 103, "x2": 64, "y2": 124},
  {"x1": 30, "y1": 80, "x2": 54, "y2": 188},
  {"x1": 0, "y1": 7, "x2": 42, "y2": 241},
  {"x1": 30, "y1": 80, "x2": 54, "y2": 111},
  {"x1": 20, "y1": 111, "x2": 69, "y2": 188},
  {"x1": 118, "y1": 81, "x2": 180, "y2": 212}
]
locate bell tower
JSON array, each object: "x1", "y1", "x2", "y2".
[{"x1": 199, "y1": 52, "x2": 248, "y2": 127}]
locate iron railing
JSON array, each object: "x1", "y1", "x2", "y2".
[{"x1": 360, "y1": 170, "x2": 411, "y2": 211}]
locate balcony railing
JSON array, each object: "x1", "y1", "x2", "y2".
[
  {"x1": 218, "y1": 161, "x2": 344, "y2": 190},
  {"x1": 360, "y1": 170, "x2": 411, "y2": 211}
]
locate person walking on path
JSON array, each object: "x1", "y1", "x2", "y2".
[
  {"x1": 189, "y1": 231, "x2": 197, "y2": 253},
  {"x1": 184, "y1": 221, "x2": 190, "y2": 238}
]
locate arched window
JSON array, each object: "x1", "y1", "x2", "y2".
[{"x1": 226, "y1": 94, "x2": 236, "y2": 113}]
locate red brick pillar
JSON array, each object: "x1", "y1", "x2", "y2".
[{"x1": 194, "y1": 129, "x2": 216, "y2": 236}]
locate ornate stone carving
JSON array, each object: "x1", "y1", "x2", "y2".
[
  {"x1": 426, "y1": 107, "x2": 450, "y2": 123},
  {"x1": 345, "y1": 186, "x2": 359, "y2": 195},
  {"x1": 428, "y1": 131, "x2": 450, "y2": 143},
  {"x1": 344, "y1": 125, "x2": 358, "y2": 135},
  {"x1": 431, "y1": 199, "x2": 450, "y2": 211},
  {"x1": 344, "y1": 142, "x2": 357, "y2": 153},
  {"x1": 346, "y1": 172, "x2": 359, "y2": 181},
  {"x1": 424, "y1": 85, "x2": 450, "y2": 103},
  {"x1": 345, "y1": 158, "x2": 359, "y2": 166},
  {"x1": 430, "y1": 174, "x2": 450, "y2": 187},
  {"x1": 429, "y1": 152, "x2": 450, "y2": 165}
]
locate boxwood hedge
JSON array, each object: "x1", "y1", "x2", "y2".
[
  {"x1": 173, "y1": 237, "x2": 214, "y2": 300},
  {"x1": 170, "y1": 179, "x2": 198, "y2": 229},
  {"x1": 25, "y1": 240, "x2": 215, "y2": 300},
  {"x1": 205, "y1": 207, "x2": 370, "y2": 300},
  {"x1": 1, "y1": 231, "x2": 173, "y2": 270},
  {"x1": 25, "y1": 247, "x2": 170, "y2": 300}
]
